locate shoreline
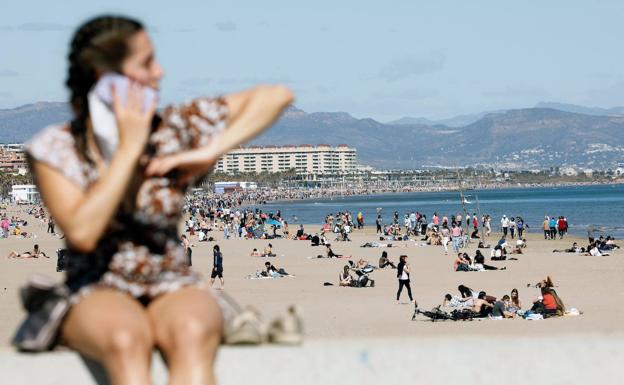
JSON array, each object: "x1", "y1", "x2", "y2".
[{"x1": 253, "y1": 180, "x2": 624, "y2": 205}]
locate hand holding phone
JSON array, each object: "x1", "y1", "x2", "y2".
[
  {"x1": 88, "y1": 73, "x2": 158, "y2": 161},
  {"x1": 93, "y1": 73, "x2": 158, "y2": 112}
]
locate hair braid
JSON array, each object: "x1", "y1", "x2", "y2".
[{"x1": 65, "y1": 15, "x2": 143, "y2": 164}]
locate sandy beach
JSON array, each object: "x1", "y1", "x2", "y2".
[{"x1": 1, "y1": 205, "x2": 623, "y2": 347}]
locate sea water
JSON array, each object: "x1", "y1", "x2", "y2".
[{"x1": 259, "y1": 184, "x2": 624, "y2": 238}]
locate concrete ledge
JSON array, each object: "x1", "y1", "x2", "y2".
[{"x1": 1, "y1": 334, "x2": 621, "y2": 385}]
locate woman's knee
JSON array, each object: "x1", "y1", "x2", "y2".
[
  {"x1": 105, "y1": 325, "x2": 154, "y2": 358},
  {"x1": 167, "y1": 314, "x2": 223, "y2": 352}
]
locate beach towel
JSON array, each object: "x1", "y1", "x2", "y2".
[{"x1": 246, "y1": 272, "x2": 296, "y2": 280}]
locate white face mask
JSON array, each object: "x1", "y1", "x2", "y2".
[{"x1": 88, "y1": 91, "x2": 118, "y2": 163}]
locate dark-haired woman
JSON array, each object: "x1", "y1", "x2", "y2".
[
  {"x1": 17, "y1": 15, "x2": 292, "y2": 385},
  {"x1": 378, "y1": 250, "x2": 396, "y2": 269},
  {"x1": 396, "y1": 255, "x2": 415, "y2": 304}
]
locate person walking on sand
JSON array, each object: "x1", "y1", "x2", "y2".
[
  {"x1": 396, "y1": 255, "x2": 416, "y2": 305},
  {"x1": 211, "y1": 244, "x2": 225, "y2": 289},
  {"x1": 181, "y1": 234, "x2": 192, "y2": 266},
  {"x1": 47, "y1": 216, "x2": 56, "y2": 234},
  {"x1": 501, "y1": 215, "x2": 509, "y2": 237}
]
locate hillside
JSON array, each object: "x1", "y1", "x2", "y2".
[{"x1": 2, "y1": 102, "x2": 623, "y2": 169}]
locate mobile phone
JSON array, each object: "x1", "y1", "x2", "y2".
[{"x1": 92, "y1": 73, "x2": 158, "y2": 111}]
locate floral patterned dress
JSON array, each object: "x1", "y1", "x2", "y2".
[{"x1": 25, "y1": 97, "x2": 229, "y2": 303}]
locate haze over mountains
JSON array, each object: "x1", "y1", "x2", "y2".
[{"x1": 1, "y1": 101, "x2": 623, "y2": 170}]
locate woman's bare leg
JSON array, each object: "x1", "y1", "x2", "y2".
[
  {"x1": 61, "y1": 288, "x2": 154, "y2": 385},
  {"x1": 148, "y1": 287, "x2": 223, "y2": 385}
]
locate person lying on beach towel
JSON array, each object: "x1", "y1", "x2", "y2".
[
  {"x1": 7, "y1": 244, "x2": 48, "y2": 259},
  {"x1": 586, "y1": 242, "x2": 609, "y2": 256},
  {"x1": 349, "y1": 259, "x2": 375, "y2": 271},
  {"x1": 250, "y1": 248, "x2": 263, "y2": 257},
  {"x1": 361, "y1": 241, "x2": 394, "y2": 248},
  {"x1": 553, "y1": 242, "x2": 585, "y2": 253},
  {"x1": 325, "y1": 244, "x2": 350, "y2": 258},
  {"x1": 264, "y1": 262, "x2": 291, "y2": 277},
  {"x1": 442, "y1": 294, "x2": 473, "y2": 308},
  {"x1": 247, "y1": 262, "x2": 294, "y2": 279}
]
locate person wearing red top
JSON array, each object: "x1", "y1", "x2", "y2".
[
  {"x1": 557, "y1": 217, "x2": 567, "y2": 239},
  {"x1": 542, "y1": 292, "x2": 557, "y2": 310},
  {"x1": 532, "y1": 286, "x2": 565, "y2": 317}
]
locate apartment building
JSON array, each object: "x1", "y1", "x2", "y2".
[
  {"x1": 0, "y1": 144, "x2": 28, "y2": 174},
  {"x1": 215, "y1": 144, "x2": 357, "y2": 175}
]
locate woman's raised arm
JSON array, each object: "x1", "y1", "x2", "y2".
[{"x1": 145, "y1": 85, "x2": 294, "y2": 177}]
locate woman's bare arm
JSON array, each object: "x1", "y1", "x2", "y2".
[
  {"x1": 34, "y1": 84, "x2": 156, "y2": 253},
  {"x1": 145, "y1": 85, "x2": 294, "y2": 177},
  {"x1": 34, "y1": 146, "x2": 143, "y2": 253}
]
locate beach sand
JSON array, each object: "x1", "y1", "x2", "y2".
[{"x1": 1, "y1": 206, "x2": 623, "y2": 347}]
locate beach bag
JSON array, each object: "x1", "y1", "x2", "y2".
[{"x1": 12, "y1": 275, "x2": 71, "y2": 352}]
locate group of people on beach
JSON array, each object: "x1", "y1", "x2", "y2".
[
  {"x1": 542, "y1": 216, "x2": 568, "y2": 240},
  {"x1": 440, "y1": 277, "x2": 568, "y2": 320}
]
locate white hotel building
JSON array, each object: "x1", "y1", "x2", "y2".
[{"x1": 214, "y1": 144, "x2": 357, "y2": 175}]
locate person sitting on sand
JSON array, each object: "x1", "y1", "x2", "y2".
[
  {"x1": 325, "y1": 244, "x2": 343, "y2": 258},
  {"x1": 263, "y1": 243, "x2": 277, "y2": 257},
  {"x1": 454, "y1": 253, "x2": 472, "y2": 271},
  {"x1": 509, "y1": 288, "x2": 522, "y2": 313},
  {"x1": 473, "y1": 250, "x2": 505, "y2": 270},
  {"x1": 491, "y1": 244, "x2": 507, "y2": 260},
  {"x1": 339, "y1": 265, "x2": 354, "y2": 287},
  {"x1": 478, "y1": 241, "x2": 491, "y2": 249},
  {"x1": 470, "y1": 228, "x2": 480, "y2": 239},
  {"x1": 378, "y1": 251, "x2": 396, "y2": 269},
  {"x1": 250, "y1": 248, "x2": 262, "y2": 257},
  {"x1": 472, "y1": 291, "x2": 494, "y2": 317},
  {"x1": 457, "y1": 285, "x2": 478, "y2": 304},
  {"x1": 7, "y1": 244, "x2": 48, "y2": 259},
  {"x1": 531, "y1": 286, "x2": 565, "y2": 317},
  {"x1": 491, "y1": 295, "x2": 515, "y2": 319}
]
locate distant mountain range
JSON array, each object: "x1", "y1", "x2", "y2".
[
  {"x1": 387, "y1": 102, "x2": 624, "y2": 127},
  {"x1": 2, "y1": 101, "x2": 624, "y2": 169}
]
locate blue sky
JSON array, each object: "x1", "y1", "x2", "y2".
[{"x1": 1, "y1": 0, "x2": 623, "y2": 121}]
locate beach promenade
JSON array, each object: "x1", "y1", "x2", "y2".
[{"x1": 2, "y1": 333, "x2": 623, "y2": 385}]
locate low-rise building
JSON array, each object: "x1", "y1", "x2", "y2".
[{"x1": 10, "y1": 184, "x2": 39, "y2": 203}]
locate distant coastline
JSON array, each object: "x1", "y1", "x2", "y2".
[{"x1": 265, "y1": 180, "x2": 624, "y2": 205}]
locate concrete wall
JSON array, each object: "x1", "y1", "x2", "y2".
[{"x1": 1, "y1": 334, "x2": 621, "y2": 385}]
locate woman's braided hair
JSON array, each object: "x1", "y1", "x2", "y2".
[{"x1": 66, "y1": 15, "x2": 143, "y2": 164}]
